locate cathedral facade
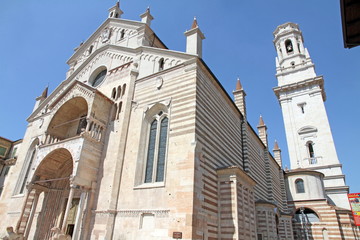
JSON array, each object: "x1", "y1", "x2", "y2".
[{"x1": 0, "y1": 3, "x2": 358, "y2": 240}]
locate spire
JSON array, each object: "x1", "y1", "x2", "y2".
[
  {"x1": 108, "y1": 1, "x2": 123, "y2": 19},
  {"x1": 273, "y1": 140, "x2": 282, "y2": 167},
  {"x1": 235, "y1": 77, "x2": 242, "y2": 90},
  {"x1": 258, "y1": 115, "x2": 265, "y2": 126},
  {"x1": 184, "y1": 17, "x2": 205, "y2": 57},
  {"x1": 233, "y1": 77, "x2": 246, "y2": 118},
  {"x1": 273, "y1": 140, "x2": 280, "y2": 151},
  {"x1": 140, "y1": 6, "x2": 154, "y2": 26},
  {"x1": 191, "y1": 17, "x2": 198, "y2": 29},
  {"x1": 257, "y1": 115, "x2": 268, "y2": 147}
]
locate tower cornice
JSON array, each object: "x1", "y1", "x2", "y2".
[
  {"x1": 273, "y1": 22, "x2": 304, "y2": 43},
  {"x1": 273, "y1": 76, "x2": 326, "y2": 101}
]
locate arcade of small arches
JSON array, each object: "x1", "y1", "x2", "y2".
[{"x1": 111, "y1": 83, "x2": 127, "y2": 120}]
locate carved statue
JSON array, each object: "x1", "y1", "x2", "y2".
[
  {"x1": 101, "y1": 28, "x2": 111, "y2": 43},
  {"x1": 50, "y1": 227, "x2": 71, "y2": 240},
  {"x1": 2, "y1": 227, "x2": 23, "y2": 240}
]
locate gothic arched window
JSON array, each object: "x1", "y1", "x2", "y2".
[
  {"x1": 285, "y1": 39, "x2": 293, "y2": 53},
  {"x1": 295, "y1": 178, "x2": 305, "y2": 193},
  {"x1": 144, "y1": 111, "x2": 169, "y2": 183}
]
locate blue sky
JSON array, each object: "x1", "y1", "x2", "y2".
[{"x1": 1, "y1": 1, "x2": 359, "y2": 192}]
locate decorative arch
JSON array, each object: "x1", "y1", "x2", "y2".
[
  {"x1": 144, "y1": 102, "x2": 169, "y2": 122},
  {"x1": 31, "y1": 148, "x2": 74, "y2": 185},
  {"x1": 295, "y1": 207, "x2": 320, "y2": 223},
  {"x1": 298, "y1": 126, "x2": 317, "y2": 135}
]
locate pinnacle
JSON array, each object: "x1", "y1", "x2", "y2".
[
  {"x1": 191, "y1": 17, "x2": 198, "y2": 29},
  {"x1": 258, "y1": 115, "x2": 265, "y2": 126},
  {"x1": 273, "y1": 140, "x2": 280, "y2": 151},
  {"x1": 41, "y1": 86, "x2": 48, "y2": 98},
  {"x1": 235, "y1": 77, "x2": 242, "y2": 90}
]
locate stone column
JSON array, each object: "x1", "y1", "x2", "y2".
[
  {"x1": 61, "y1": 185, "x2": 76, "y2": 232},
  {"x1": 56, "y1": 197, "x2": 67, "y2": 228},
  {"x1": 72, "y1": 189, "x2": 87, "y2": 240}
]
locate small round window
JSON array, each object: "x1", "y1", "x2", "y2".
[{"x1": 91, "y1": 69, "x2": 107, "y2": 87}]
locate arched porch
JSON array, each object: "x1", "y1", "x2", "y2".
[{"x1": 16, "y1": 148, "x2": 87, "y2": 240}]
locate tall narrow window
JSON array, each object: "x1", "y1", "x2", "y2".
[
  {"x1": 122, "y1": 84, "x2": 126, "y2": 97},
  {"x1": 295, "y1": 179, "x2": 305, "y2": 193},
  {"x1": 111, "y1": 88, "x2": 116, "y2": 99},
  {"x1": 144, "y1": 112, "x2": 169, "y2": 183},
  {"x1": 158, "y1": 58, "x2": 164, "y2": 71},
  {"x1": 117, "y1": 86, "x2": 122, "y2": 99},
  {"x1": 156, "y1": 117, "x2": 168, "y2": 182},
  {"x1": 307, "y1": 142, "x2": 315, "y2": 158},
  {"x1": 145, "y1": 120, "x2": 157, "y2": 183},
  {"x1": 120, "y1": 29, "x2": 125, "y2": 39}
]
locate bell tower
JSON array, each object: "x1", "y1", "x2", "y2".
[{"x1": 273, "y1": 23, "x2": 350, "y2": 209}]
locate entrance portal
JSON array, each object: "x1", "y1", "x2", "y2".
[{"x1": 18, "y1": 148, "x2": 75, "y2": 240}]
